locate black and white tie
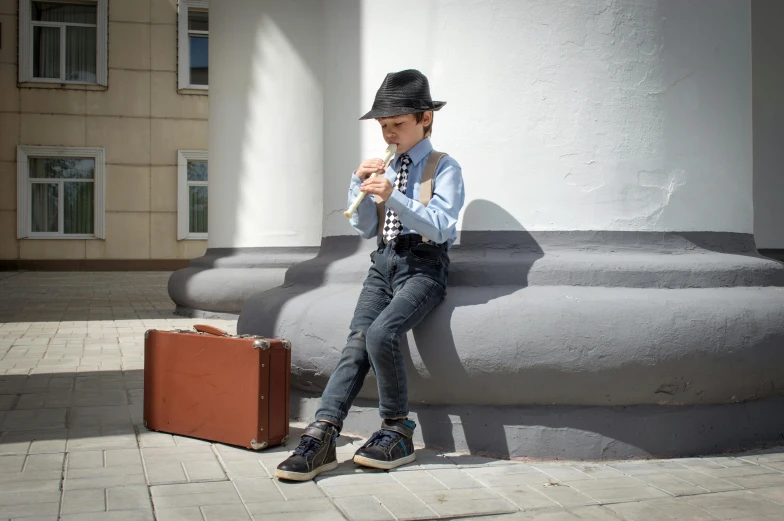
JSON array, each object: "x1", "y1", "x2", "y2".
[{"x1": 383, "y1": 154, "x2": 411, "y2": 242}]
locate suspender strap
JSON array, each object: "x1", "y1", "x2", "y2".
[
  {"x1": 419, "y1": 151, "x2": 447, "y2": 206},
  {"x1": 375, "y1": 150, "x2": 449, "y2": 240}
]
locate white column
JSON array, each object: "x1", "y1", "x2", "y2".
[
  {"x1": 322, "y1": 0, "x2": 752, "y2": 238},
  {"x1": 168, "y1": 0, "x2": 324, "y2": 315},
  {"x1": 209, "y1": 0, "x2": 323, "y2": 248}
]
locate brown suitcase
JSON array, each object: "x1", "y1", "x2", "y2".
[{"x1": 143, "y1": 324, "x2": 291, "y2": 450}]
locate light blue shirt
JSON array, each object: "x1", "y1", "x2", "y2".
[{"x1": 348, "y1": 138, "x2": 465, "y2": 246}]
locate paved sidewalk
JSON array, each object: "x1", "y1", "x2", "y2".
[{"x1": 1, "y1": 272, "x2": 783, "y2": 521}]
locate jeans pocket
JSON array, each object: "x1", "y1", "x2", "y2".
[{"x1": 409, "y1": 243, "x2": 442, "y2": 265}]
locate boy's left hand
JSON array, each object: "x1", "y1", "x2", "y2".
[{"x1": 360, "y1": 176, "x2": 394, "y2": 201}]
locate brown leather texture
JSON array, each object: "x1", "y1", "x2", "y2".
[
  {"x1": 192, "y1": 324, "x2": 229, "y2": 336},
  {"x1": 143, "y1": 329, "x2": 291, "y2": 450}
]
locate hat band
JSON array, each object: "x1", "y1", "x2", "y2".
[{"x1": 373, "y1": 98, "x2": 436, "y2": 111}]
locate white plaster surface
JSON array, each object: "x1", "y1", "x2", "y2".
[
  {"x1": 320, "y1": 0, "x2": 754, "y2": 237},
  {"x1": 208, "y1": 0, "x2": 324, "y2": 248},
  {"x1": 752, "y1": 0, "x2": 784, "y2": 249}
]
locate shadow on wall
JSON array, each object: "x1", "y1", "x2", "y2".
[{"x1": 404, "y1": 199, "x2": 544, "y2": 459}]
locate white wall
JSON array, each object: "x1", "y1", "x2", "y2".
[
  {"x1": 209, "y1": 0, "x2": 324, "y2": 248},
  {"x1": 752, "y1": 0, "x2": 784, "y2": 249},
  {"x1": 322, "y1": 0, "x2": 753, "y2": 237}
]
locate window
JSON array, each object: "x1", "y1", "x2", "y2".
[
  {"x1": 178, "y1": 0, "x2": 209, "y2": 91},
  {"x1": 17, "y1": 146, "x2": 105, "y2": 239},
  {"x1": 18, "y1": 0, "x2": 108, "y2": 85},
  {"x1": 177, "y1": 150, "x2": 208, "y2": 240}
]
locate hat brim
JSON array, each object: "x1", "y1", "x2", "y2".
[{"x1": 359, "y1": 101, "x2": 446, "y2": 120}]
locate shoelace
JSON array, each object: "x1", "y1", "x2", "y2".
[
  {"x1": 366, "y1": 430, "x2": 401, "y2": 451},
  {"x1": 292, "y1": 436, "x2": 322, "y2": 459}
]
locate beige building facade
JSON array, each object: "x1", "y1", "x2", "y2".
[{"x1": 1, "y1": 0, "x2": 210, "y2": 268}]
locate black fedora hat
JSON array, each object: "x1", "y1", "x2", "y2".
[{"x1": 359, "y1": 69, "x2": 446, "y2": 120}]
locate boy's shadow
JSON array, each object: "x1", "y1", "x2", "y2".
[{"x1": 401, "y1": 199, "x2": 544, "y2": 459}]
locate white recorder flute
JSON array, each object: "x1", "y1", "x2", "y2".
[{"x1": 344, "y1": 144, "x2": 398, "y2": 218}]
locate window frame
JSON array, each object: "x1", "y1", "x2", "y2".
[
  {"x1": 17, "y1": 145, "x2": 106, "y2": 240},
  {"x1": 177, "y1": 150, "x2": 209, "y2": 240},
  {"x1": 18, "y1": 0, "x2": 109, "y2": 86},
  {"x1": 177, "y1": 0, "x2": 209, "y2": 91}
]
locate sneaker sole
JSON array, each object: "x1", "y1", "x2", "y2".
[
  {"x1": 353, "y1": 452, "x2": 417, "y2": 470},
  {"x1": 274, "y1": 460, "x2": 339, "y2": 481}
]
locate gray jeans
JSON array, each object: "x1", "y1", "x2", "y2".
[{"x1": 315, "y1": 235, "x2": 449, "y2": 431}]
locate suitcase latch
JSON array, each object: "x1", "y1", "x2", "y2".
[
  {"x1": 253, "y1": 339, "x2": 271, "y2": 350},
  {"x1": 250, "y1": 439, "x2": 268, "y2": 450}
]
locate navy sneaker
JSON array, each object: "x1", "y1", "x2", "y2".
[
  {"x1": 353, "y1": 419, "x2": 416, "y2": 470},
  {"x1": 275, "y1": 421, "x2": 339, "y2": 481}
]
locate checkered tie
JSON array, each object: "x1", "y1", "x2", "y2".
[{"x1": 383, "y1": 154, "x2": 411, "y2": 242}]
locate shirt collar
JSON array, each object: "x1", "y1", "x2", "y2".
[{"x1": 396, "y1": 138, "x2": 433, "y2": 167}]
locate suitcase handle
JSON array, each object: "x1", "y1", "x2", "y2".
[{"x1": 193, "y1": 324, "x2": 230, "y2": 336}]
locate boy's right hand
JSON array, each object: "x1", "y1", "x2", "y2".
[{"x1": 355, "y1": 158, "x2": 386, "y2": 180}]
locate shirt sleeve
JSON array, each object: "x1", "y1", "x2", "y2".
[
  {"x1": 347, "y1": 172, "x2": 379, "y2": 239},
  {"x1": 385, "y1": 157, "x2": 465, "y2": 244}
]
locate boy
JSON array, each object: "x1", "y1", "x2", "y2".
[{"x1": 275, "y1": 69, "x2": 465, "y2": 481}]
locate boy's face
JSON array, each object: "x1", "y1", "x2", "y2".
[{"x1": 377, "y1": 112, "x2": 432, "y2": 154}]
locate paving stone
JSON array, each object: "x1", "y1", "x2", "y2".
[
  {"x1": 415, "y1": 487, "x2": 518, "y2": 517},
  {"x1": 233, "y1": 477, "x2": 285, "y2": 502},
  {"x1": 606, "y1": 460, "x2": 690, "y2": 476},
  {"x1": 59, "y1": 510, "x2": 155, "y2": 521},
  {"x1": 221, "y1": 458, "x2": 269, "y2": 479},
  {"x1": 25, "y1": 452, "x2": 65, "y2": 471},
  {"x1": 62, "y1": 487, "x2": 106, "y2": 514},
  {"x1": 200, "y1": 504, "x2": 252, "y2": 520},
  {"x1": 69, "y1": 406, "x2": 132, "y2": 428},
  {"x1": 567, "y1": 464, "x2": 627, "y2": 480},
  {"x1": 663, "y1": 469, "x2": 743, "y2": 493},
  {"x1": 65, "y1": 465, "x2": 147, "y2": 490},
  {"x1": 529, "y1": 512, "x2": 582, "y2": 521},
  {"x1": 0, "y1": 490, "x2": 61, "y2": 518},
  {"x1": 373, "y1": 491, "x2": 442, "y2": 520},
  {"x1": 531, "y1": 465, "x2": 596, "y2": 482},
  {"x1": 0, "y1": 395, "x2": 16, "y2": 411},
  {"x1": 0, "y1": 455, "x2": 24, "y2": 472},
  {"x1": 150, "y1": 481, "x2": 243, "y2": 509},
  {"x1": 723, "y1": 472, "x2": 784, "y2": 489},
  {"x1": 494, "y1": 485, "x2": 566, "y2": 510},
  {"x1": 0, "y1": 408, "x2": 67, "y2": 430},
  {"x1": 466, "y1": 466, "x2": 559, "y2": 488},
  {"x1": 635, "y1": 472, "x2": 713, "y2": 496},
  {"x1": 107, "y1": 485, "x2": 153, "y2": 511},
  {"x1": 331, "y1": 495, "x2": 396, "y2": 520},
  {"x1": 701, "y1": 466, "x2": 779, "y2": 480},
  {"x1": 425, "y1": 468, "x2": 485, "y2": 489},
  {"x1": 749, "y1": 485, "x2": 784, "y2": 505},
  {"x1": 534, "y1": 484, "x2": 600, "y2": 508},
  {"x1": 389, "y1": 469, "x2": 450, "y2": 491},
  {"x1": 321, "y1": 481, "x2": 411, "y2": 499},
  {"x1": 578, "y1": 484, "x2": 672, "y2": 504},
  {"x1": 683, "y1": 490, "x2": 783, "y2": 519},
  {"x1": 275, "y1": 479, "x2": 331, "y2": 500},
  {"x1": 255, "y1": 511, "x2": 347, "y2": 521},
  {"x1": 606, "y1": 501, "x2": 681, "y2": 521},
  {"x1": 641, "y1": 497, "x2": 721, "y2": 520},
  {"x1": 568, "y1": 505, "x2": 627, "y2": 520},
  {"x1": 564, "y1": 476, "x2": 649, "y2": 492},
  {"x1": 67, "y1": 427, "x2": 138, "y2": 451},
  {"x1": 245, "y1": 497, "x2": 336, "y2": 516},
  {"x1": 138, "y1": 430, "x2": 177, "y2": 448},
  {"x1": 0, "y1": 468, "x2": 62, "y2": 485}
]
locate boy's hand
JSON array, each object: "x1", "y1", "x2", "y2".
[
  {"x1": 355, "y1": 158, "x2": 386, "y2": 180},
  {"x1": 360, "y1": 175, "x2": 394, "y2": 201}
]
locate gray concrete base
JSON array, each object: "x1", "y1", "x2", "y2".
[
  {"x1": 236, "y1": 231, "x2": 784, "y2": 459},
  {"x1": 167, "y1": 246, "x2": 320, "y2": 314},
  {"x1": 291, "y1": 390, "x2": 784, "y2": 460}
]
